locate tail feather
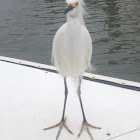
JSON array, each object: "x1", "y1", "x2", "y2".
[{"x1": 86, "y1": 63, "x2": 95, "y2": 73}]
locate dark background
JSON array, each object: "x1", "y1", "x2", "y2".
[{"x1": 0, "y1": 0, "x2": 140, "y2": 82}]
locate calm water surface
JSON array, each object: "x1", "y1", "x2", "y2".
[{"x1": 0, "y1": 0, "x2": 140, "y2": 82}]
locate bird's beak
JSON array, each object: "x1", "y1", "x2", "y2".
[{"x1": 64, "y1": 4, "x2": 74, "y2": 14}]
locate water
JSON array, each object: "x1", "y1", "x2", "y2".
[{"x1": 0, "y1": 0, "x2": 140, "y2": 82}]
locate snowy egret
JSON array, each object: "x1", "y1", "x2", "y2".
[{"x1": 44, "y1": 0, "x2": 101, "y2": 139}]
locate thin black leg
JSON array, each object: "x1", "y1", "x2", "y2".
[
  {"x1": 44, "y1": 77, "x2": 73, "y2": 139},
  {"x1": 77, "y1": 77, "x2": 87, "y2": 122},
  {"x1": 77, "y1": 77, "x2": 101, "y2": 139},
  {"x1": 61, "y1": 77, "x2": 68, "y2": 121}
]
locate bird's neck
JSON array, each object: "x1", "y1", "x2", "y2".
[
  {"x1": 67, "y1": 13, "x2": 85, "y2": 26},
  {"x1": 67, "y1": 15, "x2": 81, "y2": 25},
  {"x1": 66, "y1": 15, "x2": 81, "y2": 36},
  {"x1": 66, "y1": 15, "x2": 81, "y2": 48}
]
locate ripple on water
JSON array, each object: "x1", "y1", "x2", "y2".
[{"x1": 0, "y1": 0, "x2": 140, "y2": 82}]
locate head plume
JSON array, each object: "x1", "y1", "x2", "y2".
[{"x1": 78, "y1": 0, "x2": 87, "y2": 26}]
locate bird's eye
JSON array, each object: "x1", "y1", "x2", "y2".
[{"x1": 65, "y1": 3, "x2": 68, "y2": 6}]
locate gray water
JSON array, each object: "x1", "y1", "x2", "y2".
[{"x1": 0, "y1": 0, "x2": 140, "y2": 82}]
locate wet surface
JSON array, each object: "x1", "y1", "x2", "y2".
[{"x1": 0, "y1": 0, "x2": 140, "y2": 82}]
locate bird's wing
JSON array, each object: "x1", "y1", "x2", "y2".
[
  {"x1": 81, "y1": 25, "x2": 93, "y2": 70},
  {"x1": 52, "y1": 23, "x2": 67, "y2": 67}
]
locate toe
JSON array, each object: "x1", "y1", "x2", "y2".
[
  {"x1": 64, "y1": 123, "x2": 73, "y2": 134},
  {"x1": 87, "y1": 122, "x2": 101, "y2": 129},
  {"x1": 86, "y1": 124, "x2": 93, "y2": 140},
  {"x1": 78, "y1": 122, "x2": 84, "y2": 138}
]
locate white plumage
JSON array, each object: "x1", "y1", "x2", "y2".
[
  {"x1": 44, "y1": 1, "x2": 101, "y2": 139},
  {"x1": 52, "y1": 0, "x2": 92, "y2": 77}
]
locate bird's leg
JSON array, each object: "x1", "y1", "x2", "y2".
[
  {"x1": 77, "y1": 77, "x2": 101, "y2": 140},
  {"x1": 44, "y1": 77, "x2": 73, "y2": 140}
]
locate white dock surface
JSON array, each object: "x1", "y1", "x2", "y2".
[{"x1": 0, "y1": 59, "x2": 140, "y2": 140}]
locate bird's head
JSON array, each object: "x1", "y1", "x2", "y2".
[{"x1": 64, "y1": 0, "x2": 80, "y2": 16}]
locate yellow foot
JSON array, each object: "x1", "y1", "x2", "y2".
[
  {"x1": 44, "y1": 117, "x2": 73, "y2": 140},
  {"x1": 78, "y1": 122, "x2": 101, "y2": 140}
]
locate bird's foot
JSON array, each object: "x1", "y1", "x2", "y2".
[
  {"x1": 44, "y1": 117, "x2": 73, "y2": 140},
  {"x1": 78, "y1": 121, "x2": 101, "y2": 140}
]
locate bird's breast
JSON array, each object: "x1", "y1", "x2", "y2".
[
  {"x1": 65, "y1": 21, "x2": 81, "y2": 51},
  {"x1": 58, "y1": 23, "x2": 87, "y2": 77}
]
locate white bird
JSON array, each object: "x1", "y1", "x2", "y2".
[{"x1": 44, "y1": 0, "x2": 101, "y2": 139}]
